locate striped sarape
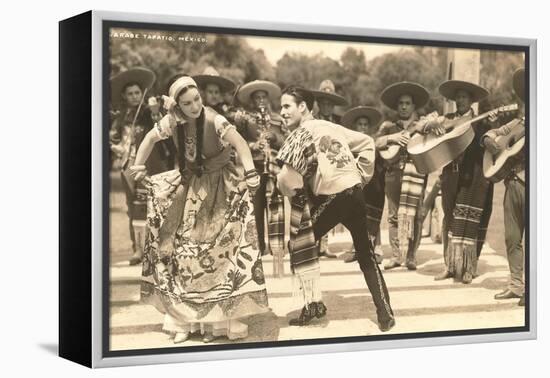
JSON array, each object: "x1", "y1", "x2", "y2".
[
  {"x1": 397, "y1": 160, "x2": 426, "y2": 261},
  {"x1": 265, "y1": 150, "x2": 285, "y2": 274},
  {"x1": 287, "y1": 191, "x2": 322, "y2": 305},
  {"x1": 445, "y1": 162, "x2": 493, "y2": 278},
  {"x1": 276, "y1": 126, "x2": 321, "y2": 306}
]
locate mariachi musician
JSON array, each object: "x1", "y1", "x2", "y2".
[
  {"x1": 341, "y1": 106, "x2": 385, "y2": 264},
  {"x1": 483, "y1": 68, "x2": 526, "y2": 305},
  {"x1": 425, "y1": 80, "x2": 493, "y2": 284},
  {"x1": 377, "y1": 82, "x2": 430, "y2": 271},
  {"x1": 193, "y1": 66, "x2": 236, "y2": 118},
  {"x1": 109, "y1": 67, "x2": 175, "y2": 265},
  {"x1": 232, "y1": 80, "x2": 288, "y2": 257}
]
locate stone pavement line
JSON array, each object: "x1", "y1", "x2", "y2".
[{"x1": 108, "y1": 231, "x2": 524, "y2": 351}]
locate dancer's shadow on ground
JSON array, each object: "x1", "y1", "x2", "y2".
[{"x1": 244, "y1": 292, "x2": 380, "y2": 343}]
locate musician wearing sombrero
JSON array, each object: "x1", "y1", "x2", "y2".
[
  {"x1": 426, "y1": 79, "x2": 494, "y2": 284},
  {"x1": 312, "y1": 79, "x2": 350, "y2": 258},
  {"x1": 193, "y1": 66, "x2": 235, "y2": 118},
  {"x1": 483, "y1": 68, "x2": 526, "y2": 305},
  {"x1": 110, "y1": 67, "x2": 175, "y2": 265},
  {"x1": 312, "y1": 79, "x2": 349, "y2": 124},
  {"x1": 378, "y1": 81, "x2": 430, "y2": 271},
  {"x1": 341, "y1": 106, "x2": 385, "y2": 264},
  {"x1": 232, "y1": 80, "x2": 288, "y2": 258}
]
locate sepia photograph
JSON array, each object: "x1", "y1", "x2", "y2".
[{"x1": 105, "y1": 21, "x2": 528, "y2": 354}]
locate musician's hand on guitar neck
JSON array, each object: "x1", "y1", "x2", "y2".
[
  {"x1": 424, "y1": 120, "x2": 446, "y2": 137},
  {"x1": 487, "y1": 109, "x2": 500, "y2": 128},
  {"x1": 484, "y1": 137, "x2": 501, "y2": 156}
]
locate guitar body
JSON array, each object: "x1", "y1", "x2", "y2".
[
  {"x1": 407, "y1": 104, "x2": 518, "y2": 174},
  {"x1": 483, "y1": 120, "x2": 525, "y2": 182},
  {"x1": 407, "y1": 123, "x2": 474, "y2": 174}
]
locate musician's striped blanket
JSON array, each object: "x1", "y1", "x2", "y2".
[{"x1": 397, "y1": 160, "x2": 426, "y2": 260}]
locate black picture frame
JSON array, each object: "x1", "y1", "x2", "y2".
[{"x1": 59, "y1": 10, "x2": 537, "y2": 368}]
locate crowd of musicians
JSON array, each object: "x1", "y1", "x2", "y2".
[{"x1": 109, "y1": 63, "x2": 526, "y2": 344}]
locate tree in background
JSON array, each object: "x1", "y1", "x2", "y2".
[
  {"x1": 110, "y1": 29, "x2": 523, "y2": 116},
  {"x1": 480, "y1": 50, "x2": 524, "y2": 111},
  {"x1": 110, "y1": 30, "x2": 273, "y2": 98}
]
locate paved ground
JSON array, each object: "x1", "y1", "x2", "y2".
[{"x1": 108, "y1": 180, "x2": 524, "y2": 352}]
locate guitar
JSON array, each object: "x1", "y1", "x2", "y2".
[
  {"x1": 407, "y1": 104, "x2": 518, "y2": 174},
  {"x1": 378, "y1": 119, "x2": 424, "y2": 163},
  {"x1": 483, "y1": 118, "x2": 525, "y2": 183},
  {"x1": 378, "y1": 130, "x2": 408, "y2": 164}
]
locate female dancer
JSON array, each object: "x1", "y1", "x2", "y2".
[{"x1": 131, "y1": 75, "x2": 269, "y2": 344}]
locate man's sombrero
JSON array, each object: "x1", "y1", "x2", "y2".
[
  {"x1": 438, "y1": 80, "x2": 489, "y2": 103},
  {"x1": 380, "y1": 81, "x2": 430, "y2": 111},
  {"x1": 110, "y1": 67, "x2": 156, "y2": 108},
  {"x1": 341, "y1": 106, "x2": 383, "y2": 129},
  {"x1": 193, "y1": 66, "x2": 236, "y2": 93},
  {"x1": 311, "y1": 79, "x2": 348, "y2": 106},
  {"x1": 513, "y1": 68, "x2": 525, "y2": 102},
  {"x1": 236, "y1": 80, "x2": 281, "y2": 106}
]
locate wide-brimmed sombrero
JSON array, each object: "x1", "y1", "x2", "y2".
[
  {"x1": 193, "y1": 66, "x2": 236, "y2": 93},
  {"x1": 236, "y1": 80, "x2": 281, "y2": 106},
  {"x1": 380, "y1": 81, "x2": 430, "y2": 111},
  {"x1": 513, "y1": 68, "x2": 525, "y2": 102},
  {"x1": 110, "y1": 67, "x2": 156, "y2": 108},
  {"x1": 311, "y1": 79, "x2": 348, "y2": 106},
  {"x1": 438, "y1": 80, "x2": 489, "y2": 103},
  {"x1": 341, "y1": 106, "x2": 383, "y2": 129}
]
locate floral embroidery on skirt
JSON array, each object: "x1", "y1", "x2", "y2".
[{"x1": 140, "y1": 165, "x2": 269, "y2": 334}]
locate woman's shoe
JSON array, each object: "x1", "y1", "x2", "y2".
[
  {"x1": 227, "y1": 319, "x2": 249, "y2": 340},
  {"x1": 173, "y1": 332, "x2": 190, "y2": 344}
]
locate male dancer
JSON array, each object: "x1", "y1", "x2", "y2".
[{"x1": 276, "y1": 86, "x2": 395, "y2": 332}]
